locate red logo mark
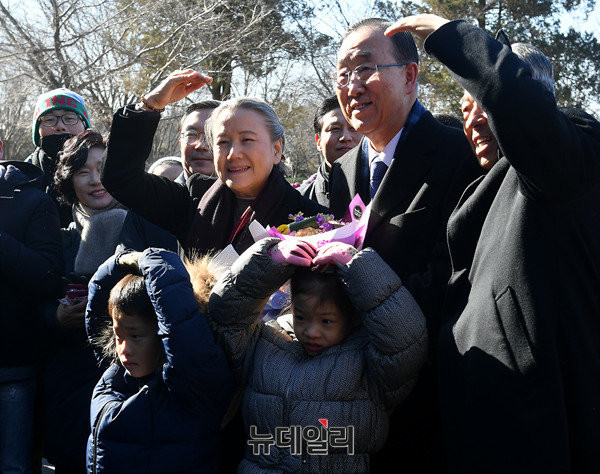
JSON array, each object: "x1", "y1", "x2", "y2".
[{"x1": 318, "y1": 419, "x2": 328, "y2": 428}]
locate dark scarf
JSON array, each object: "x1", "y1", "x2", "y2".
[
  {"x1": 29, "y1": 138, "x2": 74, "y2": 227},
  {"x1": 185, "y1": 168, "x2": 318, "y2": 256},
  {"x1": 29, "y1": 147, "x2": 58, "y2": 191},
  {"x1": 30, "y1": 134, "x2": 74, "y2": 185}
]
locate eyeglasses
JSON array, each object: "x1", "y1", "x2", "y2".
[
  {"x1": 334, "y1": 62, "x2": 410, "y2": 88},
  {"x1": 40, "y1": 112, "x2": 81, "y2": 127},
  {"x1": 180, "y1": 129, "x2": 206, "y2": 145}
]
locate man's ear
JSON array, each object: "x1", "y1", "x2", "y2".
[
  {"x1": 315, "y1": 133, "x2": 322, "y2": 152},
  {"x1": 405, "y1": 63, "x2": 419, "y2": 95}
]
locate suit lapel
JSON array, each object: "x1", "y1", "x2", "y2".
[
  {"x1": 368, "y1": 112, "x2": 439, "y2": 234},
  {"x1": 330, "y1": 143, "x2": 368, "y2": 217}
]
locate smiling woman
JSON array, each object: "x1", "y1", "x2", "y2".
[
  {"x1": 54, "y1": 130, "x2": 127, "y2": 274},
  {"x1": 181, "y1": 96, "x2": 329, "y2": 253},
  {"x1": 101, "y1": 70, "x2": 327, "y2": 257},
  {"x1": 207, "y1": 103, "x2": 282, "y2": 199}
]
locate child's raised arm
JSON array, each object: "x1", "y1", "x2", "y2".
[
  {"x1": 86, "y1": 249, "x2": 234, "y2": 415},
  {"x1": 208, "y1": 238, "x2": 297, "y2": 381},
  {"x1": 337, "y1": 247, "x2": 428, "y2": 411},
  {"x1": 86, "y1": 254, "x2": 134, "y2": 362},
  {"x1": 137, "y1": 248, "x2": 234, "y2": 414}
]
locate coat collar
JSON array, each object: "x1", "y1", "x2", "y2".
[{"x1": 330, "y1": 144, "x2": 369, "y2": 218}]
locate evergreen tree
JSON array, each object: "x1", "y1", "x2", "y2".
[{"x1": 376, "y1": 0, "x2": 600, "y2": 116}]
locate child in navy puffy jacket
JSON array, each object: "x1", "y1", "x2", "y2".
[{"x1": 85, "y1": 248, "x2": 234, "y2": 473}]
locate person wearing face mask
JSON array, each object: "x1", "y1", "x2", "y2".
[{"x1": 26, "y1": 88, "x2": 91, "y2": 227}]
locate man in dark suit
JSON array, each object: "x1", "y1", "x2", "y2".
[
  {"x1": 389, "y1": 14, "x2": 600, "y2": 473},
  {"x1": 328, "y1": 18, "x2": 481, "y2": 473},
  {"x1": 331, "y1": 18, "x2": 480, "y2": 316}
]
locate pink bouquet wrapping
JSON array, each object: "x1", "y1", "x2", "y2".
[{"x1": 266, "y1": 194, "x2": 370, "y2": 250}]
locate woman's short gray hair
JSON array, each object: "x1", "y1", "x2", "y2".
[{"x1": 204, "y1": 97, "x2": 285, "y2": 153}]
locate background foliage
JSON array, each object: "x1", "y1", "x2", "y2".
[{"x1": 0, "y1": 0, "x2": 597, "y2": 177}]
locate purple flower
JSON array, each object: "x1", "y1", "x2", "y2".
[
  {"x1": 316, "y1": 213, "x2": 335, "y2": 231},
  {"x1": 288, "y1": 212, "x2": 304, "y2": 222}
]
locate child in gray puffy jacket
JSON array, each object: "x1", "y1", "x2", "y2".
[{"x1": 206, "y1": 237, "x2": 428, "y2": 473}]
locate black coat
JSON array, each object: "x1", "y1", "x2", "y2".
[
  {"x1": 328, "y1": 105, "x2": 482, "y2": 473},
  {"x1": 102, "y1": 106, "x2": 326, "y2": 257},
  {"x1": 0, "y1": 161, "x2": 63, "y2": 371},
  {"x1": 298, "y1": 161, "x2": 331, "y2": 207},
  {"x1": 426, "y1": 20, "x2": 600, "y2": 473},
  {"x1": 116, "y1": 211, "x2": 179, "y2": 254}
]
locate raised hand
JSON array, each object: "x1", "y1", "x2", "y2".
[
  {"x1": 385, "y1": 14, "x2": 450, "y2": 41},
  {"x1": 117, "y1": 251, "x2": 143, "y2": 275},
  {"x1": 142, "y1": 69, "x2": 213, "y2": 111},
  {"x1": 269, "y1": 239, "x2": 317, "y2": 267},
  {"x1": 312, "y1": 242, "x2": 357, "y2": 269}
]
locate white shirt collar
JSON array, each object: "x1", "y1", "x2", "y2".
[{"x1": 367, "y1": 127, "x2": 403, "y2": 168}]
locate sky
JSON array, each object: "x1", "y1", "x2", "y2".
[
  {"x1": 560, "y1": 1, "x2": 600, "y2": 39},
  {"x1": 311, "y1": 0, "x2": 600, "y2": 41}
]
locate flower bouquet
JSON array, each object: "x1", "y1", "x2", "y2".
[{"x1": 266, "y1": 194, "x2": 370, "y2": 250}]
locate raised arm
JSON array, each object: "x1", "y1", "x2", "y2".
[
  {"x1": 390, "y1": 14, "x2": 600, "y2": 199},
  {"x1": 101, "y1": 70, "x2": 213, "y2": 243},
  {"x1": 137, "y1": 248, "x2": 234, "y2": 414},
  {"x1": 336, "y1": 247, "x2": 428, "y2": 411},
  {"x1": 208, "y1": 238, "x2": 299, "y2": 381},
  {"x1": 86, "y1": 254, "x2": 135, "y2": 362}
]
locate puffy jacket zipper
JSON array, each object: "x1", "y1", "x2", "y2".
[{"x1": 92, "y1": 401, "x2": 116, "y2": 474}]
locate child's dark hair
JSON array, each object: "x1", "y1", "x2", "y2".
[
  {"x1": 96, "y1": 273, "x2": 159, "y2": 364},
  {"x1": 290, "y1": 268, "x2": 360, "y2": 326},
  {"x1": 108, "y1": 273, "x2": 155, "y2": 321}
]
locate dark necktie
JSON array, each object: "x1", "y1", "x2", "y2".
[{"x1": 369, "y1": 159, "x2": 388, "y2": 199}]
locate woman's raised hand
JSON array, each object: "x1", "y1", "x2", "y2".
[
  {"x1": 142, "y1": 69, "x2": 213, "y2": 111},
  {"x1": 269, "y1": 240, "x2": 317, "y2": 267}
]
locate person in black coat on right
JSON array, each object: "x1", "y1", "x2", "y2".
[{"x1": 390, "y1": 14, "x2": 600, "y2": 474}]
